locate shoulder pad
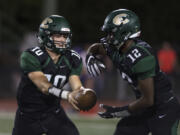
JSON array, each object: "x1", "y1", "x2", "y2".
[
  {"x1": 63, "y1": 49, "x2": 82, "y2": 75},
  {"x1": 135, "y1": 39, "x2": 152, "y2": 48},
  {"x1": 69, "y1": 50, "x2": 81, "y2": 60},
  {"x1": 26, "y1": 46, "x2": 44, "y2": 56},
  {"x1": 63, "y1": 49, "x2": 82, "y2": 64},
  {"x1": 26, "y1": 46, "x2": 48, "y2": 65}
]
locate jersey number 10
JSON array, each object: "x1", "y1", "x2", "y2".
[{"x1": 45, "y1": 74, "x2": 66, "y2": 88}]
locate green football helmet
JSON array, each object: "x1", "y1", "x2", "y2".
[
  {"x1": 37, "y1": 15, "x2": 72, "y2": 54},
  {"x1": 101, "y1": 9, "x2": 141, "y2": 49}
]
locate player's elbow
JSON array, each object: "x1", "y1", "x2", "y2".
[
  {"x1": 142, "y1": 96, "x2": 154, "y2": 107},
  {"x1": 145, "y1": 98, "x2": 154, "y2": 107}
]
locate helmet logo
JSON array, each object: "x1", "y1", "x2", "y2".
[
  {"x1": 61, "y1": 28, "x2": 70, "y2": 32},
  {"x1": 113, "y1": 14, "x2": 129, "y2": 26},
  {"x1": 40, "y1": 18, "x2": 53, "y2": 29}
]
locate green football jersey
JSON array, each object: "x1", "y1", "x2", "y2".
[
  {"x1": 104, "y1": 39, "x2": 173, "y2": 107},
  {"x1": 17, "y1": 46, "x2": 82, "y2": 113}
]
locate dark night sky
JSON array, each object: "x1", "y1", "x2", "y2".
[{"x1": 0, "y1": 0, "x2": 180, "y2": 46}]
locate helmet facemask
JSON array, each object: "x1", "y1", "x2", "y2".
[
  {"x1": 102, "y1": 27, "x2": 132, "y2": 50},
  {"x1": 48, "y1": 32, "x2": 71, "y2": 54},
  {"x1": 37, "y1": 15, "x2": 72, "y2": 54}
]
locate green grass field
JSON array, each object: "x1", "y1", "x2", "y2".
[
  {"x1": 1, "y1": 112, "x2": 179, "y2": 135},
  {"x1": 0, "y1": 112, "x2": 119, "y2": 135}
]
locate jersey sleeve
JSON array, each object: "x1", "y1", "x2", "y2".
[
  {"x1": 20, "y1": 51, "x2": 41, "y2": 73},
  {"x1": 70, "y1": 50, "x2": 83, "y2": 76},
  {"x1": 132, "y1": 55, "x2": 156, "y2": 80}
]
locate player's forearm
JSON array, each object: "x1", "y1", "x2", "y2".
[
  {"x1": 129, "y1": 78, "x2": 154, "y2": 113},
  {"x1": 28, "y1": 71, "x2": 52, "y2": 94},
  {"x1": 36, "y1": 79, "x2": 52, "y2": 94},
  {"x1": 28, "y1": 72, "x2": 69, "y2": 99},
  {"x1": 32, "y1": 77, "x2": 52, "y2": 94},
  {"x1": 69, "y1": 75, "x2": 82, "y2": 91},
  {"x1": 128, "y1": 96, "x2": 154, "y2": 113}
]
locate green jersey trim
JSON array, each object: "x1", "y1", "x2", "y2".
[
  {"x1": 42, "y1": 57, "x2": 51, "y2": 68},
  {"x1": 136, "y1": 44, "x2": 151, "y2": 55},
  {"x1": 62, "y1": 56, "x2": 82, "y2": 76},
  {"x1": 70, "y1": 62, "x2": 82, "y2": 76},
  {"x1": 171, "y1": 120, "x2": 180, "y2": 135},
  {"x1": 63, "y1": 56, "x2": 72, "y2": 69},
  {"x1": 20, "y1": 51, "x2": 41, "y2": 73},
  {"x1": 132, "y1": 55, "x2": 156, "y2": 80}
]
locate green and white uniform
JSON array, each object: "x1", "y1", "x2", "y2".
[
  {"x1": 17, "y1": 46, "x2": 82, "y2": 113},
  {"x1": 104, "y1": 39, "x2": 180, "y2": 135},
  {"x1": 105, "y1": 39, "x2": 173, "y2": 108}
]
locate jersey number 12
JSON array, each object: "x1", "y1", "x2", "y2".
[{"x1": 127, "y1": 49, "x2": 141, "y2": 63}]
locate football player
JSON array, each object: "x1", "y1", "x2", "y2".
[
  {"x1": 86, "y1": 9, "x2": 180, "y2": 135},
  {"x1": 12, "y1": 15, "x2": 84, "y2": 135}
]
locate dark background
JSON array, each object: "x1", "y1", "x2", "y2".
[
  {"x1": 1, "y1": 0, "x2": 180, "y2": 44},
  {"x1": 0, "y1": 0, "x2": 180, "y2": 100}
]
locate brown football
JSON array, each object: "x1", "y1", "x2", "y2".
[{"x1": 75, "y1": 88, "x2": 97, "y2": 111}]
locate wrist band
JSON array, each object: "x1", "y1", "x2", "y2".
[
  {"x1": 61, "y1": 90, "x2": 69, "y2": 99},
  {"x1": 48, "y1": 86, "x2": 69, "y2": 99},
  {"x1": 48, "y1": 86, "x2": 61, "y2": 97}
]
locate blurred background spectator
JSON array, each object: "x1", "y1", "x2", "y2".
[
  {"x1": 157, "y1": 41, "x2": 180, "y2": 100},
  {"x1": 157, "y1": 41, "x2": 177, "y2": 76}
]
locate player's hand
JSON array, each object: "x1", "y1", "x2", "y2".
[
  {"x1": 67, "y1": 90, "x2": 80, "y2": 111},
  {"x1": 98, "y1": 104, "x2": 130, "y2": 119},
  {"x1": 100, "y1": 37, "x2": 109, "y2": 46},
  {"x1": 85, "y1": 54, "x2": 106, "y2": 77}
]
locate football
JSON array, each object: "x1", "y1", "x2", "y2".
[{"x1": 75, "y1": 88, "x2": 97, "y2": 111}]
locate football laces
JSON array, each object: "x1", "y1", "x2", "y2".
[{"x1": 82, "y1": 88, "x2": 94, "y2": 95}]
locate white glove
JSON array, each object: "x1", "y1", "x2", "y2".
[{"x1": 85, "y1": 54, "x2": 106, "y2": 77}]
